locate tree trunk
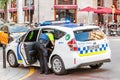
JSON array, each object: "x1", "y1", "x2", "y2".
[{"x1": 4, "y1": 2, "x2": 8, "y2": 22}]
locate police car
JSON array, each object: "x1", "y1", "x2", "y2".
[{"x1": 6, "y1": 21, "x2": 111, "y2": 75}]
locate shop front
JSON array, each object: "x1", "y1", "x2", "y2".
[
  {"x1": 54, "y1": 0, "x2": 77, "y2": 22},
  {"x1": 23, "y1": 0, "x2": 34, "y2": 23},
  {"x1": 8, "y1": 8, "x2": 17, "y2": 22},
  {"x1": 9, "y1": 0, "x2": 17, "y2": 23},
  {"x1": 0, "y1": 9, "x2": 4, "y2": 19}
]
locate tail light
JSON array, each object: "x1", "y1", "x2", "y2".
[{"x1": 67, "y1": 39, "x2": 78, "y2": 51}]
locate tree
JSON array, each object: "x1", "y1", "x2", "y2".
[{"x1": 0, "y1": 0, "x2": 9, "y2": 21}]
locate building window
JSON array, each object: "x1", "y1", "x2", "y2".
[
  {"x1": 97, "y1": 0, "x2": 104, "y2": 7},
  {"x1": 56, "y1": 0, "x2": 76, "y2": 5},
  {"x1": 26, "y1": 0, "x2": 34, "y2": 6},
  {"x1": 25, "y1": 0, "x2": 34, "y2": 23}
]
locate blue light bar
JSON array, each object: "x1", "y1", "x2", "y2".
[
  {"x1": 40, "y1": 20, "x2": 71, "y2": 26},
  {"x1": 62, "y1": 23, "x2": 79, "y2": 28},
  {"x1": 40, "y1": 21, "x2": 52, "y2": 26}
]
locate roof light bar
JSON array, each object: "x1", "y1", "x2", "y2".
[{"x1": 40, "y1": 20, "x2": 71, "y2": 26}]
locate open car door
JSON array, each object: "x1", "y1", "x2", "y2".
[{"x1": 20, "y1": 29, "x2": 39, "y2": 64}]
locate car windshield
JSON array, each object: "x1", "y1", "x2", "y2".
[{"x1": 9, "y1": 25, "x2": 29, "y2": 33}]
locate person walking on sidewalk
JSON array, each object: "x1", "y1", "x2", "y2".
[{"x1": 35, "y1": 31, "x2": 55, "y2": 75}]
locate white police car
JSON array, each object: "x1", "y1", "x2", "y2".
[{"x1": 6, "y1": 21, "x2": 111, "y2": 75}]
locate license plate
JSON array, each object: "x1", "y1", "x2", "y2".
[{"x1": 88, "y1": 45, "x2": 99, "y2": 50}]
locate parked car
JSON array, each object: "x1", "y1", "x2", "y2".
[
  {"x1": 6, "y1": 21, "x2": 111, "y2": 75},
  {"x1": 0, "y1": 18, "x2": 7, "y2": 28},
  {"x1": 117, "y1": 25, "x2": 120, "y2": 36},
  {"x1": 108, "y1": 23, "x2": 117, "y2": 36},
  {"x1": 0, "y1": 23, "x2": 29, "y2": 43}
]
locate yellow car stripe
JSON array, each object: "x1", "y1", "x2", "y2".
[
  {"x1": 78, "y1": 50, "x2": 107, "y2": 57},
  {"x1": 18, "y1": 60, "x2": 23, "y2": 63},
  {"x1": 19, "y1": 67, "x2": 34, "y2": 80}
]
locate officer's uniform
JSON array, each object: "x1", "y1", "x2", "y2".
[{"x1": 36, "y1": 32, "x2": 54, "y2": 74}]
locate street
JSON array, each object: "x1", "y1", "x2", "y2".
[{"x1": 0, "y1": 37, "x2": 120, "y2": 80}]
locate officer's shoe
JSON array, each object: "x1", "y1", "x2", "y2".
[
  {"x1": 45, "y1": 71, "x2": 49, "y2": 75},
  {"x1": 40, "y1": 71, "x2": 44, "y2": 74}
]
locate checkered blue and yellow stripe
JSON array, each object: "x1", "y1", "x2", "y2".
[{"x1": 78, "y1": 43, "x2": 108, "y2": 57}]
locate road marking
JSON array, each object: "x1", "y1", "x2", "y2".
[{"x1": 19, "y1": 67, "x2": 34, "y2": 80}]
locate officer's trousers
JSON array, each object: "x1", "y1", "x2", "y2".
[{"x1": 36, "y1": 41, "x2": 49, "y2": 73}]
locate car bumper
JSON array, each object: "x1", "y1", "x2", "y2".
[{"x1": 65, "y1": 51, "x2": 111, "y2": 69}]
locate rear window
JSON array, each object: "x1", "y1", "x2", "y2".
[{"x1": 74, "y1": 28, "x2": 106, "y2": 41}]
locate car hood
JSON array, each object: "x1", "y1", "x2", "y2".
[{"x1": 10, "y1": 32, "x2": 26, "y2": 39}]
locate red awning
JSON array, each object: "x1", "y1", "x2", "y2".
[
  {"x1": 94, "y1": 7, "x2": 112, "y2": 14},
  {"x1": 8, "y1": 8, "x2": 17, "y2": 12},
  {"x1": 115, "y1": 9, "x2": 120, "y2": 14},
  {"x1": 23, "y1": 5, "x2": 34, "y2": 10},
  {"x1": 79, "y1": 6, "x2": 97, "y2": 12},
  {"x1": 54, "y1": 5, "x2": 77, "y2": 9},
  {"x1": 0, "y1": 9, "x2": 4, "y2": 13},
  {"x1": 94, "y1": 7, "x2": 120, "y2": 14}
]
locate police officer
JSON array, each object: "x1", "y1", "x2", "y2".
[{"x1": 36, "y1": 31, "x2": 55, "y2": 74}]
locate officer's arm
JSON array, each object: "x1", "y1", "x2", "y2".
[{"x1": 51, "y1": 41, "x2": 55, "y2": 46}]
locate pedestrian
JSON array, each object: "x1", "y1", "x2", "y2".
[{"x1": 35, "y1": 31, "x2": 55, "y2": 75}]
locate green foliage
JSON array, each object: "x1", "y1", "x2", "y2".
[{"x1": 0, "y1": 0, "x2": 9, "y2": 9}]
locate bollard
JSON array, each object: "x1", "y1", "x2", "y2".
[{"x1": 3, "y1": 44, "x2": 6, "y2": 68}]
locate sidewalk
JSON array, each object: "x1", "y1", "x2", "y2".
[
  {"x1": 0, "y1": 63, "x2": 29, "y2": 80},
  {"x1": 0, "y1": 48, "x2": 29, "y2": 80}
]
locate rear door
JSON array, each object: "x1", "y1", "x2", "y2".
[
  {"x1": 74, "y1": 28, "x2": 108, "y2": 57},
  {"x1": 20, "y1": 29, "x2": 39, "y2": 64}
]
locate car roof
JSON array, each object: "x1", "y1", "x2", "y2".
[{"x1": 37, "y1": 23, "x2": 99, "y2": 32}]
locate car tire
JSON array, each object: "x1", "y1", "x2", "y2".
[
  {"x1": 7, "y1": 51, "x2": 19, "y2": 67},
  {"x1": 52, "y1": 56, "x2": 67, "y2": 75},
  {"x1": 89, "y1": 63, "x2": 103, "y2": 69}
]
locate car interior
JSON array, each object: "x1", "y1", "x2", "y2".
[{"x1": 23, "y1": 28, "x2": 66, "y2": 64}]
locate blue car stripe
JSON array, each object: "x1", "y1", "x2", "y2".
[{"x1": 17, "y1": 43, "x2": 22, "y2": 60}]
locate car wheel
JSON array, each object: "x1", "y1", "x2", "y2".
[
  {"x1": 89, "y1": 63, "x2": 103, "y2": 69},
  {"x1": 52, "y1": 56, "x2": 66, "y2": 75},
  {"x1": 7, "y1": 51, "x2": 19, "y2": 67}
]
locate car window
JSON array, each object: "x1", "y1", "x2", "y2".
[
  {"x1": 24, "y1": 30, "x2": 39, "y2": 42},
  {"x1": 41, "y1": 28, "x2": 65, "y2": 40},
  {"x1": 19, "y1": 33, "x2": 26, "y2": 42},
  {"x1": 74, "y1": 28, "x2": 106, "y2": 41},
  {"x1": 54, "y1": 29, "x2": 65, "y2": 39}
]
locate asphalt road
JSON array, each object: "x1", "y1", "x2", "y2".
[
  {"x1": 26, "y1": 38, "x2": 120, "y2": 80},
  {"x1": 0, "y1": 37, "x2": 120, "y2": 80}
]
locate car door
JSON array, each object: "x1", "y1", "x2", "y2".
[{"x1": 20, "y1": 29, "x2": 39, "y2": 65}]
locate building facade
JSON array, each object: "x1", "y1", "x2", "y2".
[
  {"x1": 33, "y1": 0, "x2": 97, "y2": 24},
  {"x1": 33, "y1": 0, "x2": 113, "y2": 24},
  {"x1": 3, "y1": 0, "x2": 118, "y2": 24},
  {"x1": 6, "y1": 0, "x2": 34, "y2": 23}
]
